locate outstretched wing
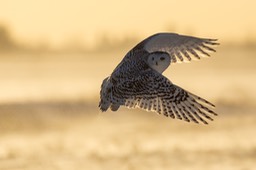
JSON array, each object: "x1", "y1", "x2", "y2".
[
  {"x1": 113, "y1": 69, "x2": 217, "y2": 124},
  {"x1": 137, "y1": 33, "x2": 219, "y2": 63}
]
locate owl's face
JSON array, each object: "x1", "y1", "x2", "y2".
[{"x1": 147, "y1": 52, "x2": 170, "y2": 73}]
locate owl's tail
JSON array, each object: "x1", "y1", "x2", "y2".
[
  {"x1": 99, "y1": 77, "x2": 111, "y2": 111},
  {"x1": 99, "y1": 100, "x2": 110, "y2": 112},
  {"x1": 99, "y1": 76, "x2": 122, "y2": 112}
]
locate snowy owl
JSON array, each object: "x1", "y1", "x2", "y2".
[{"x1": 99, "y1": 33, "x2": 219, "y2": 124}]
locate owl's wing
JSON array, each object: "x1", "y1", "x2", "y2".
[
  {"x1": 139, "y1": 33, "x2": 219, "y2": 63},
  {"x1": 114, "y1": 69, "x2": 217, "y2": 124}
]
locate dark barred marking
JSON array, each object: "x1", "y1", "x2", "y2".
[
  {"x1": 187, "y1": 47, "x2": 200, "y2": 60},
  {"x1": 203, "y1": 39, "x2": 219, "y2": 45},
  {"x1": 172, "y1": 103, "x2": 182, "y2": 120},
  {"x1": 175, "y1": 50, "x2": 184, "y2": 61},
  {"x1": 180, "y1": 102, "x2": 198, "y2": 123},
  {"x1": 180, "y1": 47, "x2": 191, "y2": 61},
  {"x1": 194, "y1": 46, "x2": 210, "y2": 57},
  {"x1": 200, "y1": 44, "x2": 216, "y2": 52},
  {"x1": 184, "y1": 102, "x2": 208, "y2": 124}
]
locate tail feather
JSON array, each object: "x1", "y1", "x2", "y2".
[{"x1": 99, "y1": 99, "x2": 110, "y2": 112}]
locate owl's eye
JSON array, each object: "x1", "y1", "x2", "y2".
[
  {"x1": 160, "y1": 57, "x2": 165, "y2": 61},
  {"x1": 152, "y1": 57, "x2": 154, "y2": 61}
]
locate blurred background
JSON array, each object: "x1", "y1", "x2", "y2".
[{"x1": 0, "y1": 0, "x2": 256, "y2": 170}]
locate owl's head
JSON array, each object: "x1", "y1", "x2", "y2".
[{"x1": 147, "y1": 52, "x2": 170, "y2": 73}]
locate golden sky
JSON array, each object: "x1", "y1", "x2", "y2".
[{"x1": 0, "y1": 0, "x2": 255, "y2": 47}]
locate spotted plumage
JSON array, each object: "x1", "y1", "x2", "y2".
[{"x1": 99, "y1": 32, "x2": 219, "y2": 124}]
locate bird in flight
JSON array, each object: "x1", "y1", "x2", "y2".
[{"x1": 99, "y1": 33, "x2": 219, "y2": 124}]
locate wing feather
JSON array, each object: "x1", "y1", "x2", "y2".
[
  {"x1": 112, "y1": 69, "x2": 217, "y2": 124},
  {"x1": 139, "y1": 33, "x2": 219, "y2": 64}
]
